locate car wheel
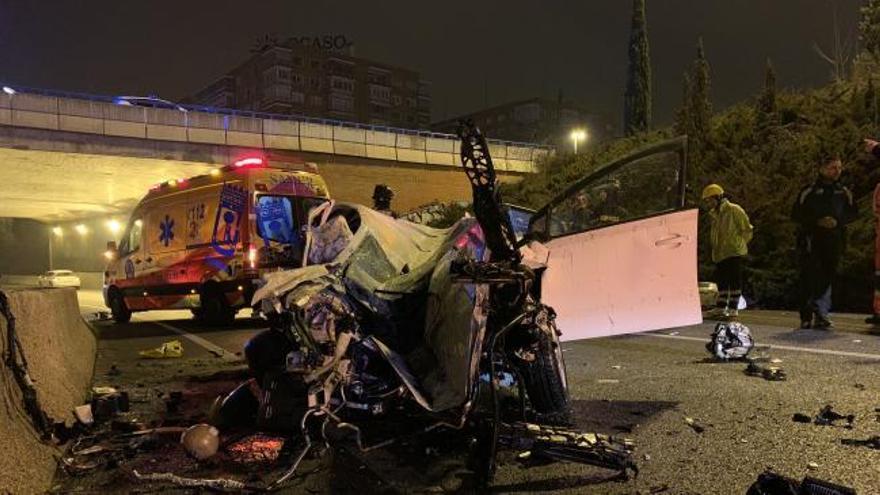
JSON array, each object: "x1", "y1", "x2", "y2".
[
  {"x1": 108, "y1": 288, "x2": 132, "y2": 324},
  {"x1": 199, "y1": 285, "x2": 236, "y2": 326},
  {"x1": 518, "y1": 327, "x2": 570, "y2": 422}
]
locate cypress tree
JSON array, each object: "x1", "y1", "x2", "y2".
[
  {"x1": 690, "y1": 38, "x2": 712, "y2": 145},
  {"x1": 757, "y1": 59, "x2": 778, "y2": 129},
  {"x1": 623, "y1": 0, "x2": 652, "y2": 136},
  {"x1": 674, "y1": 71, "x2": 692, "y2": 137}
]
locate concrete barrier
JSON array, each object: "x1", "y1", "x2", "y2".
[{"x1": 0, "y1": 288, "x2": 96, "y2": 494}]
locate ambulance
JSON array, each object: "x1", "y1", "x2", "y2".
[{"x1": 103, "y1": 157, "x2": 330, "y2": 324}]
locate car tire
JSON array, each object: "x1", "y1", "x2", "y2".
[
  {"x1": 108, "y1": 288, "x2": 132, "y2": 324},
  {"x1": 199, "y1": 285, "x2": 236, "y2": 326},
  {"x1": 519, "y1": 329, "x2": 570, "y2": 421}
]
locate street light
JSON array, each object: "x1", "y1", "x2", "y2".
[
  {"x1": 570, "y1": 129, "x2": 588, "y2": 154},
  {"x1": 2, "y1": 86, "x2": 15, "y2": 96},
  {"x1": 52, "y1": 226, "x2": 63, "y2": 237},
  {"x1": 75, "y1": 224, "x2": 88, "y2": 235}
]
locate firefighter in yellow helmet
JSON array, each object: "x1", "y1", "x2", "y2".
[{"x1": 702, "y1": 184, "x2": 753, "y2": 318}]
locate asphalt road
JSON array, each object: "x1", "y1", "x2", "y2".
[{"x1": 75, "y1": 290, "x2": 880, "y2": 494}]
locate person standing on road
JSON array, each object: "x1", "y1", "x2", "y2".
[
  {"x1": 372, "y1": 184, "x2": 398, "y2": 218},
  {"x1": 862, "y1": 138, "x2": 880, "y2": 325},
  {"x1": 702, "y1": 184, "x2": 753, "y2": 318},
  {"x1": 791, "y1": 154, "x2": 858, "y2": 330}
]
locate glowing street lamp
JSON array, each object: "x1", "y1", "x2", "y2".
[
  {"x1": 570, "y1": 129, "x2": 588, "y2": 154},
  {"x1": 75, "y1": 224, "x2": 88, "y2": 235},
  {"x1": 2, "y1": 86, "x2": 15, "y2": 96},
  {"x1": 52, "y1": 226, "x2": 63, "y2": 237}
]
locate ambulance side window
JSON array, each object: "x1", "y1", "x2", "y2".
[{"x1": 127, "y1": 219, "x2": 143, "y2": 254}]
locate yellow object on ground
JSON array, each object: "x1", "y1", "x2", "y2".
[{"x1": 139, "y1": 339, "x2": 184, "y2": 359}]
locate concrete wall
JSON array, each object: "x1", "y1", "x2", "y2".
[
  {"x1": 0, "y1": 288, "x2": 96, "y2": 494},
  {"x1": 0, "y1": 218, "x2": 50, "y2": 274}
]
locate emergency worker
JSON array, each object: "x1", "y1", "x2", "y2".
[
  {"x1": 791, "y1": 154, "x2": 858, "y2": 329},
  {"x1": 702, "y1": 184, "x2": 753, "y2": 318},
  {"x1": 569, "y1": 191, "x2": 595, "y2": 232},
  {"x1": 372, "y1": 184, "x2": 398, "y2": 218}
]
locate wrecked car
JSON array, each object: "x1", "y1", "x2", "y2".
[{"x1": 231, "y1": 125, "x2": 701, "y2": 487}]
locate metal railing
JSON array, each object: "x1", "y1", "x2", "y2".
[{"x1": 0, "y1": 83, "x2": 555, "y2": 151}]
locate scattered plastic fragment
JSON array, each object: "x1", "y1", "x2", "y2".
[
  {"x1": 92, "y1": 386, "x2": 118, "y2": 396},
  {"x1": 684, "y1": 417, "x2": 705, "y2": 433},
  {"x1": 792, "y1": 413, "x2": 812, "y2": 423},
  {"x1": 139, "y1": 340, "x2": 183, "y2": 359},
  {"x1": 227, "y1": 434, "x2": 285, "y2": 464},
  {"x1": 74, "y1": 404, "x2": 94, "y2": 425},
  {"x1": 814, "y1": 405, "x2": 855, "y2": 428},
  {"x1": 746, "y1": 470, "x2": 856, "y2": 495},
  {"x1": 841, "y1": 436, "x2": 880, "y2": 450},
  {"x1": 744, "y1": 362, "x2": 787, "y2": 381},
  {"x1": 852, "y1": 339, "x2": 862, "y2": 344},
  {"x1": 611, "y1": 365, "x2": 622, "y2": 370},
  {"x1": 180, "y1": 423, "x2": 220, "y2": 460},
  {"x1": 807, "y1": 462, "x2": 819, "y2": 470}
]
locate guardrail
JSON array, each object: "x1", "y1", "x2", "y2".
[{"x1": 0, "y1": 86, "x2": 553, "y2": 173}]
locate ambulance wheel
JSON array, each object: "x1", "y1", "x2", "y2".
[
  {"x1": 108, "y1": 288, "x2": 131, "y2": 324},
  {"x1": 199, "y1": 285, "x2": 235, "y2": 326}
]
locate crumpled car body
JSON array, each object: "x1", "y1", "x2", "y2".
[{"x1": 252, "y1": 202, "x2": 495, "y2": 413}]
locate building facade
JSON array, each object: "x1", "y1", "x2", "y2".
[
  {"x1": 432, "y1": 97, "x2": 612, "y2": 148},
  {"x1": 189, "y1": 40, "x2": 431, "y2": 128}
]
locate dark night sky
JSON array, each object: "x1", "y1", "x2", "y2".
[{"x1": 0, "y1": 0, "x2": 865, "y2": 130}]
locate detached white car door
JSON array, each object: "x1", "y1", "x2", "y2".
[{"x1": 528, "y1": 138, "x2": 701, "y2": 342}]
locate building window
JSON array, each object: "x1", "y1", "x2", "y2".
[
  {"x1": 291, "y1": 73, "x2": 303, "y2": 86},
  {"x1": 392, "y1": 95, "x2": 402, "y2": 106},
  {"x1": 278, "y1": 67, "x2": 291, "y2": 81},
  {"x1": 369, "y1": 84, "x2": 390, "y2": 103},
  {"x1": 330, "y1": 76, "x2": 354, "y2": 93},
  {"x1": 329, "y1": 95, "x2": 354, "y2": 112},
  {"x1": 292, "y1": 56, "x2": 303, "y2": 67},
  {"x1": 406, "y1": 97, "x2": 416, "y2": 108},
  {"x1": 309, "y1": 95, "x2": 323, "y2": 107},
  {"x1": 308, "y1": 76, "x2": 321, "y2": 90},
  {"x1": 291, "y1": 91, "x2": 305, "y2": 104}
]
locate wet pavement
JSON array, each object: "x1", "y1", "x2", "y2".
[{"x1": 63, "y1": 290, "x2": 880, "y2": 494}]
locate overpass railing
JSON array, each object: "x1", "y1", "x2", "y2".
[{"x1": 0, "y1": 87, "x2": 553, "y2": 173}]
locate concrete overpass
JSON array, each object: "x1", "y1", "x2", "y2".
[{"x1": 0, "y1": 87, "x2": 553, "y2": 222}]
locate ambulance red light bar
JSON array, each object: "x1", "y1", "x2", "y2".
[{"x1": 233, "y1": 157, "x2": 265, "y2": 168}]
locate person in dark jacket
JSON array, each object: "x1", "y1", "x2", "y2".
[
  {"x1": 791, "y1": 154, "x2": 858, "y2": 329},
  {"x1": 863, "y1": 138, "x2": 880, "y2": 325},
  {"x1": 372, "y1": 184, "x2": 398, "y2": 218}
]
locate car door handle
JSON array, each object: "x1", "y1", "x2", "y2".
[{"x1": 655, "y1": 234, "x2": 685, "y2": 247}]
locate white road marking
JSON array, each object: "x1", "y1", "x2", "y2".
[
  {"x1": 641, "y1": 332, "x2": 880, "y2": 361},
  {"x1": 147, "y1": 320, "x2": 241, "y2": 363}
]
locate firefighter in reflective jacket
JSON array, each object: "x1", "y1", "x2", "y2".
[
  {"x1": 702, "y1": 184, "x2": 753, "y2": 318},
  {"x1": 791, "y1": 155, "x2": 857, "y2": 329}
]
